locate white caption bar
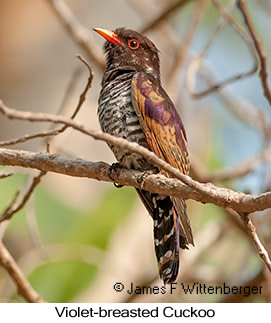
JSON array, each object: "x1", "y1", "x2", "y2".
[{"x1": 0, "y1": 303, "x2": 268, "y2": 322}]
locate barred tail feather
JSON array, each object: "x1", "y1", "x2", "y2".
[
  {"x1": 152, "y1": 194, "x2": 180, "y2": 284},
  {"x1": 136, "y1": 189, "x2": 193, "y2": 284}
]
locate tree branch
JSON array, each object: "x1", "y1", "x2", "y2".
[
  {"x1": 0, "y1": 241, "x2": 44, "y2": 302},
  {"x1": 0, "y1": 147, "x2": 270, "y2": 215},
  {"x1": 237, "y1": 0, "x2": 271, "y2": 106}
]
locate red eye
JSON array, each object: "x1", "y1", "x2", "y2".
[{"x1": 128, "y1": 39, "x2": 139, "y2": 50}]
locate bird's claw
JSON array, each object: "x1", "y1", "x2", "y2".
[
  {"x1": 114, "y1": 183, "x2": 124, "y2": 188},
  {"x1": 137, "y1": 169, "x2": 157, "y2": 189},
  {"x1": 108, "y1": 162, "x2": 124, "y2": 188}
]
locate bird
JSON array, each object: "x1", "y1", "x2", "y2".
[{"x1": 93, "y1": 27, "x2": 194, "y2": 284}]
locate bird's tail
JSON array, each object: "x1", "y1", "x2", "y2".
[
  {"x1": 136, "y1": 189, "x2": 193, "y2": 284},
  {"x1": 152, "y1": 194, "x2": 180, "y2": 283}
]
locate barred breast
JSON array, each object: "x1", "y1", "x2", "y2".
[{"x1": 98, "y1": 72, "x2": 151, "y2": 170}]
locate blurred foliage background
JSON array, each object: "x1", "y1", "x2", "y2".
[{"x1": 0, "y1": 0, "x2": 270, "y2": 302}]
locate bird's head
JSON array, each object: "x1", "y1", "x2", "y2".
[{"x1": 93, "y1": 27, "x2": 160, "y2": 82}]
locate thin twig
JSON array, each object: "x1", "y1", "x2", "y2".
[
  {"x1": 224, "y1": 208, "x2": 247, "y2": 236},
  {"x1": 0, "y1": 57, "x2": 93, "y2": 224},
  {"x1": 203, "y1": 146, "x2": 271, "y2": 182},
  {"x1": 237, "y1": 0, "x2": 271, "y2": 106},
  {"x1": 0, "y1": 171, "x2": 46, "y2": 222},
  {"x1": 57, "y1": 66, "x2": 82, "y2": 115},
  {"x1": 257, "y1": 0, "x2": 271, "y2": 13},
  {"x1": 0, "y1": 56, "x2": 94, "y2": 148},
  {"x1": 168, "y1": 0, "x2": 208, "y2": 85},
  {"x1": 26, "y1": 197, "x2": 50, "y2": 260},
  {"x1": 44, "y1": 55, "x2": 94, "y2": 145},
  {"x1": 0, "y1": 240, "x2": 44, "y2": 302},
  {"x1": 45, "y1": 0, "x2": 105, "y2": 70},
  {"x1": 0, "y1": 131, "x2": 60, "y2": 148},
  {"x1": 185, "y1": 0, "x2": 236, "y2": 97},
  {"x1": 0, "y1": 66, "x2": 80, "y2": 148},
  {"x1": 0, "y1": 172, "x2": 14, "y2": 179},
  {"x1": 140, "y1": 0, "x2": 193, "y2": 33},
  {"x1": 201, "y1": 0, "x2": 236, "y2": 58},
  {"x1": 239, "y1": 212, "x2": 271, "y2": 273},
  {"x1": 186, "y1": 48, "x2": 270, "y2": 134},
  {"x1": 190, "y1": 146, "x2": 271, "y2": 184},
  {"x1": 186, "y1": 0, "x2": 258, "y2": 98}
]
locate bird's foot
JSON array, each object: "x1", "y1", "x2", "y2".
[
  {"x1": 137, "y1": 169, "x2": 158, "y2": 189},
  {"x1": 108, "y1": 162, "x2": 124, "y2": 188}
]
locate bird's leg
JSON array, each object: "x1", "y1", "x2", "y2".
[{"x1": 108, "y1": 162, "x2": 124, "y2": 188}]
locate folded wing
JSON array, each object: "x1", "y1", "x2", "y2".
[{"x1": 131, "y1": 72, "x2": 194, "y2": 246}]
